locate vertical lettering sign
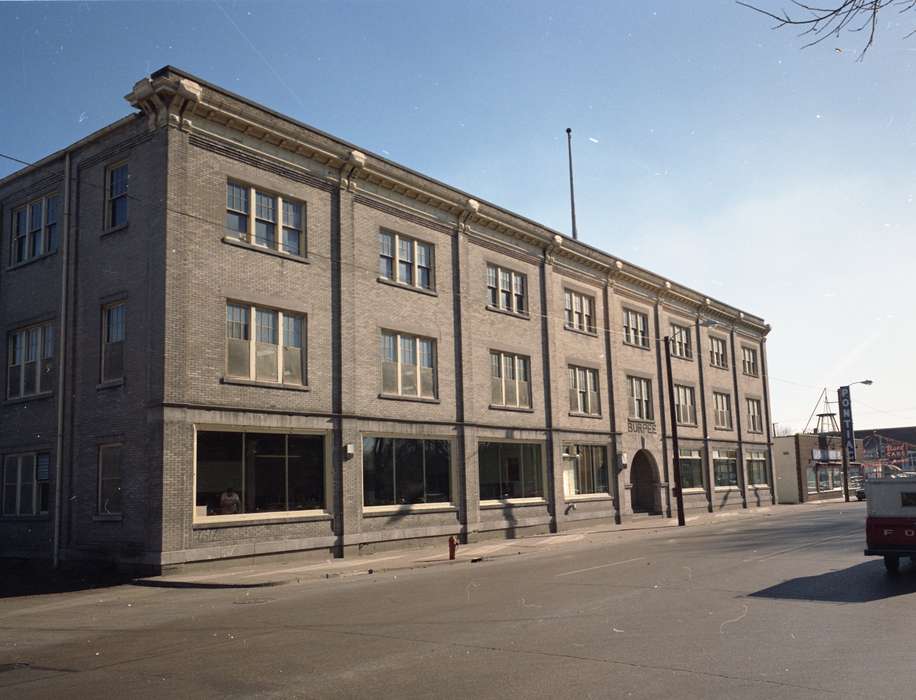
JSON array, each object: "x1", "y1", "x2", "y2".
[{"x1": 838, "y1": 386, "x2": 856, "y2": 462}]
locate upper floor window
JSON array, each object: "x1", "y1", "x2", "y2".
[
  {"x1": 101, "y1": 302, "x2": 126, "y2": 383},
  {"x1": 2, "y1": 452, "x2": 50, "y2": 517},
  {"x1": 106, "y1": 163, "x2": 129, "y2": 229},
  {"x1": 709, "y1": 336, "x2": 728, "y2": 369},
  {"x1": 225, "y1": 303, "x2": 306, "y2": 386},
  {"x1": 226, "y1": 182, "x2": 305, "y2": 257},
  {"x1": 11, "y1": 194, "x2": 59, "y2": 265},
  {"x1": 486, "y1": 264, "x2": 527, "y2": 315},
  {"x1": 490, "y1": 351, "x2": 531, "y2": 409},
  {"x1": 381, "y1": 330, "x2": 437, "y2": 399},
  {"x1": 713, "y1": 391, "x2": 733, "y2": 430},
  {"x1": 628, "y1": 375, "x2": 653, "y2": 420},
  {"x1": 379, "y1": 230, "x2": 434, "y2": 291},
  {"x1": 564, "y1": 289, "x2": 595, "y2": 334},
  {"x1": 623, "y1": 309, "x2": 650, "y2": 348},
  {"x1": 742, "y1": 346, "x2": 759, "y2": 376},
  {"x1": 747, "y1": 398, "x2": 763, "y2": 433},
  {"x1": 8, "y1": 323, "x2": 54, "y2": 399},
  {"x1": 671, "y1": 324, "x2": 692, "y2": 359},
  {"x1": 674, "y1": 384, "x2": 697, "y2": 425},
  {"x1": 568, "y1": 365, "x2": 600, "y2": 416}
]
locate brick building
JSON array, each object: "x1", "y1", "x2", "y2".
[{"x1": 1, "y1": 67, "x2": 773, "y2": 571}]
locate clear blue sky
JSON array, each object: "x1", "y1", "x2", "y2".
[{"x1": 2, "y1": 0, "x2": 914, "y2": 431}]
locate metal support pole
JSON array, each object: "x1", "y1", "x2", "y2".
[
  {"x1": 664, "y1": 336, "x2": 686, "y2": 526},
  {"x1": 566, "y1": 127, "x2": 578, "y2": 240}
]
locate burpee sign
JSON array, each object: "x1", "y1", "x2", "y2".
[{"x1": 837, "y1": 386, "x2": 856, "y2": 462}]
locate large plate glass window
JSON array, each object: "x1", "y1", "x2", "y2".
[
  {"x1": 490, "y1": 351, "x2": 531, "y2": 408},
  {"x1": 196, "y1": 431, "x2": 325, "y2": 516},
  {"x1": 679, "y1": 448, "x2": 704, "y2": 489},
  {"x1": 479, "y1": 441, "x2": 543, "y2": 500},
  {"x1": 380, "y1": 330, "x2": 437, "y2": 399},
  {"x1": 362, "y1": 437, "x2": 451, "y2": 506},
  {"x1": 746, "y1": 450, "x2": 768, "y2": 486},
  {"x1": 713, "y1": 448, "x2": 738, "y2": 487},
  {"x1": 225, "y1": 181, "x2": 306, "y2": 257},
  {"x1": 7, "y1": 323, "x2": 54, "y2": 399},
  {"x1": 225, "y1": 303, "x2": 306, "y2": 386},
  {"x1": 562, "y1": 444, "x2": 609, "y2": 497},
  {"x1": 378, "y1": 230, "x2": 435, "y2": 291}
]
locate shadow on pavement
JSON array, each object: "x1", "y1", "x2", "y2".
[
  {"x1": 0, "y1": 562, "x2": 133, "y2": 599},
  {"x1": 749, "y1": 559, "x2": 916, "y2": 603},
  {"x1": 131, "y1": 579, "x2": 282, "y2": 590}
]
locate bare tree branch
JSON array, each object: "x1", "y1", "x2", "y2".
[{"x1": 738, "y1": 0, "x2": 916, "y2": 59}]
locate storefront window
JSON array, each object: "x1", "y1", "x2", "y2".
[
  {"x1": 746, "y1": 451, "x2": 768, "y2": 486},
  {"x1": 362, "y1": 437, "x2": 451, "y2": 506},
  {"x1": 562, "y1": 444, "x2": 609, "y2": 496},
  {"x1": 195, "y1": 431, "x2": 324, "y2": 516},
  {"x1": 679, "y1": 448, "x2": 704, "y2": 489},
  {"x1": 713, "y1": 449, "x2": 738, "y2": 487},
  {"x1": 479, "y1": 442, "x2": 543, "y2": 500}
]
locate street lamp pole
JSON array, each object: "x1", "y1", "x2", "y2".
[{"x1": 664, "y1": 335, "x2": 686, "y2": 526}]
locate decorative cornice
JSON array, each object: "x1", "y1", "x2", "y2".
[{"x1": 125, "y1": 75, "x2": 202, "y2": 130}]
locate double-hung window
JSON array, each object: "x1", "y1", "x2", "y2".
[
  {"x1": 486, "y1": 264, "x2": 527, "y2": 315},
  {"x1": 713, "y1": 449, "x2": 738, "y2": 487},
  {"x1": 674, "y1": 384, "x2": 697, "y2": 425},
  {"x1": 564, "y1": 290, "x2": 595, "y2": 333},
  {"x1": 101, "y1": 303, "x2": 126, "y2": 383},
  {"x1": 746, "y1": 450, "x2": 768, "y2": 486},
  {"x1": 671, "y1": 324, "x2": 692, "y2": 358},
  {"x1": 628, "y1": 376, "x2": 653, "y2": 420},
  {"x1": 8, "y1": 323, "x2": 54, "y2": 399},
  {"x1": 678, "y1": 448, "x2": 704, "y2": 489},
  {"x1": 2, "y1": 452, "x2": 50, "y2": 516},
  {"x1": 490, "y1": 351, "x2": 531, "y2": 408},
  {"x1": 713, "y1": 392, "x2": 733, "y2": 430},
  {"x1": 378, "y1": 230, "x2": 434, "y2": 291},
  {"x1": 568, "y1": 366, "x2": 600, "y2": 416},
  {"x1": 747, "y1": 398, "x2": 763, "y2": 433},
  {"x1": 623, "y1": 309, "x2": 650, "y2": 348},
  {"x1": 363, "y1": 437, "x2": 451, "y2": 506},
  {"x1": 742, "y1": 346, "x2": 759, "y2": 376},
  {"x1": 381, "y1": 330, "x2": 437, "y2": 399},
  {"x1": 709, "y1": 336, "x2": 728, "y2": 368},
  {"x1": 226, "y1": 182, "x2": 306, "y2": 257},
  {"x1": 225, "y1": 303, "x2": 306, "y2": 386},
  {"x1": 107, "y1": 163, "x2": 129, "y2": 229},
  {"x1": 97, "y1": 444, "x2": 122, "y2": 515},
  {"x1": 11, "y1": 194, "x2": 60, "y2": 265}
]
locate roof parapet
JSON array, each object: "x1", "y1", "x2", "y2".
[{"x1": 125, "y1": 75, "x2": 202, "y2": 130}]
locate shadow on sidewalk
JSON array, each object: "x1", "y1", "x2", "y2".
[
  {"x1": 749, "y1": 559, "x2": 916, "y2": 604},
  {"x1": 132, "y1": 579, "x2": 281, "y2": 590},
  {"x1": 0, "y1": 561, "x2": 133, "y2": 599}
]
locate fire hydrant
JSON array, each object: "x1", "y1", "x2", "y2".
[{"x1": 448, "y1": 535, "x2": 458, "y2": 561}]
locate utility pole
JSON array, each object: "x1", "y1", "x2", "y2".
[
  {"x1": 664, "y1": 336, "x2": 686, "y2": 526},
  {"x1": 566, "y1": 127, "x2": 578, "y2": 240}
]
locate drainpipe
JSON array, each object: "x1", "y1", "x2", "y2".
[{"x1": 52, "y1": 152, "x2": 71, "y2": 569}]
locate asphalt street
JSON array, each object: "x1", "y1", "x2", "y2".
[{"x1": 2, "y1": 501, "x2": 915, "y2": 699}]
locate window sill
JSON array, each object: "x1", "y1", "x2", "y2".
[
  {"x1": 193, "y1": 510, "x2": 332, "y2": 528},
  {"x1": 676, "y1": 422, "x2": 699, "y2": 428},
  {"x1": 97, "y1": 378, "x2": 124, "y2": 391},
  {"x1": 221, "y1": 235, "x2": 310, "y2": 264},
  {"x1": 568, "y1": 411, "x2": 603, "y2": 420},
  {"x1": 376, "y1": 276, "x2": 437, "y2": 297},
  {"x1": 710, "y1": 364, "x2": 729, "y2": 371},
  {"x1": 93, "y1": 513, "x2": 123, "y2": 522},
  {"x1": 713, "y1": 426, "x2": 734, "y2": 432},
  {"x1": 713, "y1": 486, "x2": 740, "y2": 492},
  {"x1": 101, "y1": 223, "x2": 129, "y2": 238},
  {"x1": 489, "y1": 404, "x2": 535, "y2": 413},
  {"x1": 0, "y1": 514, "x2": 49, "y2": 522},
  {"x1": 565, "y1": 493, "x2": 612, "y2": 503},
  {"x1": 748, "y1": 484, "x2": 770, "y2": 489},
  {"x1": 378, "y1": 393, "x2": 440, "y2": 404},
  {"x1": 672, "y1": 353, "x2": 694, "y2": 362},
  {"x1": 221, "y1": 377, "x2": 311, "y2": 392},
  {"x1": 681, "y1": 487, "x2": 706, "y2": 494},
  {"x1": 363, "y1": 503, "x2": 458, "y2": 517},
  {"x1": 485, "y1": 305, "x2": 529, "y2": 321},
  {"x1": 743, "y1": 372, "x2": 760, "y2": 378},
  {"x1": 6, "y1": 249, "x2": 57, "y2": 271},
  {"x1": 480, "y1": 498, "x2": 548, "y2": 509},
  {"x1": 622, "y1": 340, "x2": 652, "y2": 351},
  {"x1": 564, "y1": 325, "x2": 599, "y2": 338},
  {"x1": 4, "y1": 391, "x2": 53, "y2": 405}
]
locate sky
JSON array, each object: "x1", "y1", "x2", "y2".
[{"x1": 1, "y1": 0, "x2": 914, "y2": 432}]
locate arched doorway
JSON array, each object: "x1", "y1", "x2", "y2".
[{"x1": 630, "y1": 449, "x2": 661, "y2": 514}]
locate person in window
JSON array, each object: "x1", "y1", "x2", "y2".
[{"x1": 220, "y1": 487, "x2": 241, "y2": 515}]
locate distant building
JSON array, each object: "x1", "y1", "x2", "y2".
[
  {"x1": 856, "y1": 427, "x2": 916, "y2": 473},
  {"x1": 773, "y1": 432, "x2": 867, "y2": 504}
]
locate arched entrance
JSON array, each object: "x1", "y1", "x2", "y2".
[{"x1": 630, "y1": 449, "x2": 661, "y2": 514}]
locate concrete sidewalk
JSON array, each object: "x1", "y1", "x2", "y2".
[{"x1": 146, "y1": 500, "x2": 849, "y2": 589}]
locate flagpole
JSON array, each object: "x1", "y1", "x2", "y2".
[{"x1": 566, "y1": 127, "x2": 578, "y2": 240}]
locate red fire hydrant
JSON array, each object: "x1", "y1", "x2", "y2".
[{"x1": 448, "y1": 535, "x2": 458, "y2": 561}]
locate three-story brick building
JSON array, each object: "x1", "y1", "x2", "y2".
[{"x1": 0, "y1": 67, "x2": 774, "y2": 571}]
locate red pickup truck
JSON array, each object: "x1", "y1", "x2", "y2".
[{"x1": 864, "y1": 478, "x2": 916, "y2": 573}]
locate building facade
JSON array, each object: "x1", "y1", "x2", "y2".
[
  {"x1": 773, "y1": 433, "x2": 866, "y2": 503},
  {"x1": 1, "y1": 67, "x2": 773, "y2": 571}
]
